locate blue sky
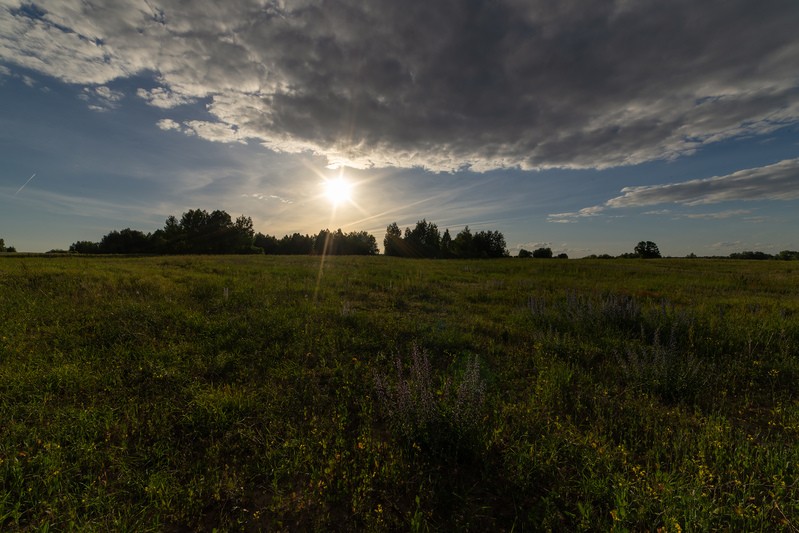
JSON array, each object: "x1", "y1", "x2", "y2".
[{"x1": 1, "y1": 0, "x2": 798, "y2": 256}]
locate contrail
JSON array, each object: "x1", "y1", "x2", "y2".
[{"x1": 14, "y1": 173, "x2": 36, "y2": 196}]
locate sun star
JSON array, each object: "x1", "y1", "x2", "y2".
[{"x1": 324, "y1": 177, "x2": 352, "y2": 206}]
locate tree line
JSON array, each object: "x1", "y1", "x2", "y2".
[
  {"x1": 383, "y1": 219, "x2": 508, "y2": 258},
  {"x1": 69, "y1": 209, "x2": 378, "y2": 256}
]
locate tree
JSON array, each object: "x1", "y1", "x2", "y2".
[
  {"x1": 452, "y1": 226, "x2": 474, "y2": 257},
  {"x1": 405, "y1": 219, "x2": 441, "y2": 258},
  {"x1": 69, "y1": 241, "x2": 101, "y2": 254},
  {"x1": 440, "y1": 229, "x2": 453, "y2": 257},
  {"x1": 532, "y1": 247, "x2": 553, "y2": 258},
  {"x1": 99, "y1": 228, "x2": 151, "y2": 254},
  {"x1": 254, "y1": 232, "x2": 279, "y2": 254},
  {"x1": 383, "y1": 222, "x2": 403, "y2": 256},
  {"x1": 473, "y1": 230, "x2": 508, "y2": 258},
  {"x1": 729, "y1": 251, "x2": 772, "y2": 260},
  {"x1": 0, "y1": 238, "x2": 5, "y2": 252},
  {"x1": 518, "y1": 248, "x2": 533, "y2": 258},
  {"x1": 233, "y1": 215, "x2": 255, "y2": 250},
  {"x1": 777, "y1": 250, "x2": 799, "y2": 261},
  {"x1": 557, "y1": 253, "x2": 569, "y2": 259},
  {"x1": 342, "y1": 230, "x2": 378, "y2": 255},
  {"x1": 634, "y1": 241, "x2": 661, "y2": 258}
]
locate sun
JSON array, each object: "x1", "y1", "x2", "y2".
[{"x1": 323, "y1": 177, "x2": 353, "y2": 206}]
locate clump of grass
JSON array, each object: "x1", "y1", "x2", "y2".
[
  {"x1": 373, "y1": 344, "x2": 486, "y2": 459},
  {"x1": 529, "y1": 290, "x2": 645, "y2": 337},
  {"x1": 616, "y1": 326, "x2": 707, "y2": 404}
]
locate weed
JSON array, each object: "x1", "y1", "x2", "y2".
[
  {"x1": 616, "y1": 326, "x2": 707, "y2": 404},
  {"x1": 373, "y1": 344, "x2": 487, "y2": 459}
]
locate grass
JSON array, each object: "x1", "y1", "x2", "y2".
[{"x1": 1, "y1": 255, "x2": 798, "y2": 530}]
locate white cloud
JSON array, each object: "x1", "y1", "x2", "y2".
[
  {"x1": 81, "y1": 85, "x2": 124, "y2": 110},
  {"x1": 1, "y1": 0, "x2": 799, "y2": 171},
  {"x1": 547, "y1": 205, "x2": 605, "y2": 222},
  {"x1": 156, "y1": 118, "x2": 244, "y2": 144},
  {"x1": 552, "y1": 158, "x2": 799, "y2": 223},
  {"x1": 183, "y1": 120, "x2": 245, "y2": 144},
  {"x1": 156, "y1": 118, "x2": 182, "y2": 132},
  {"x1": 244, "y1": 193, "x2": 293, "y2": 204},
  {"x1": 136, "y1": 86, "x2": 196, "y2": 109},
  {"x1": 605, "y1": 158, "x2": 799, "y2": 208}
]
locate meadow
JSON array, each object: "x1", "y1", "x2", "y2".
[{"x1": 1, "y1": 254, "x2": 798, "y2": 531}]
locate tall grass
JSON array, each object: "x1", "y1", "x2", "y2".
[{"x1": 0, "y1": 255, "x2": 797, "y2": 530}]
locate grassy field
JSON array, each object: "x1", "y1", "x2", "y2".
[{"x1": 1, "y1": 254, "x2": 798, "y2": 531}]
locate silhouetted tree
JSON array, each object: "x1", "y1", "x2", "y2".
[
  {"x1": 278, "y1": 233, "x2": 314, "y2": 254},
  {"x1": 342, "y1": 230, "x2": 378, "y2": 255},
  {"x1": 777, "y1": 250, "x2": 799, "y2": 261},
  {"x1": 254, "y1": 232, "x2": 279, "y2": 254},
  {"x1": 452, "y1": 226, "x2": 474, "y2": 257},
  {"x1": 404, "y1": 219, "x2": 441, "y2": 258},
  {"x1": 729, "y1": 251, "x2": 772, "y2": 260},
  {"x1": 518, "y1": 248, "x2": 533, "y2": 258},
  {"x1": 441, "y1": 228, "x2": 453, "y2": 257},
  {"x1": 634, "y1": 241, "x2": 661, "y2": 258},
  {"x1": 99, "y1": 228, "x2": 151, "y2": 254},
  {"x1": 533, "y1": 247, "x2": 553, "y2": 258},
  {"x1": 69, "y1": 241, "x2": 101, "y2": 254},
  {"x1": 384, "y1": 222, "x2": 403, "y2": 256},
  {"x1": 0, "y1": 238, "x2": 16, "y2": 253},
  {"x1": 473, "y1": 230, "x2": 508, "y2": 258}
]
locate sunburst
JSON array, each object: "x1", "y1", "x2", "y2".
[{"x1": 323, "y1": 177, "x2": 353, "y2": 206}]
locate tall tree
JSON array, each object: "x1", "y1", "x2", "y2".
[
  {"x1": 441, "y1": 228, "x2": 453, "y2": 257},
  {"x1": 405, "y1": 219, "x2": 441, "y2": 258},
  {"x1": 452, "y1": 226, "x2": 474, "y2": 257},
  {"x1": 384, "y1": 222, "x2": 403, "y2": 256}
]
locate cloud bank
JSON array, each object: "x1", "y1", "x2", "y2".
[{"x1": 2, "y1": 0, "x2": 799, "y2": 171}]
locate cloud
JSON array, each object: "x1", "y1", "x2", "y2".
[
  {"x1": 136, "y1": 86, "x2": 196, "y2": 109},
  {"x1": 2, "y1": 0, "x2": 799, "y2": 170},
  {"x1": 681, "y1": 209, "x2": 752, "y2": 220},
  {"x1": 244, "y1": 193, "x2": 293, "y2": 204},
  {"x1": 156, "y1": 118, "x2": 181, "y2": 132},
  {"x1": 711, "y1": 241, "x2": 742, "y2": 250},
  {"x1": 605, "y1": 158, "x2": 799, "y2": 207},
  {"x1": 548, "y1": 205, "x2": 605, "y2": 222},
  {"x1": 551, "y1": 158, "x2": 799, "y2": 221},
  {"x1": 79, "y1": 85, "x2": 124, "y2": 111},
  {"x1": 156, "y1": 118, "x2": 244, "y2": 143}
]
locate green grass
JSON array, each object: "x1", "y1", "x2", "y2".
[{"x1": 1, "y1": 255, "x2": 798, "y2": 530}]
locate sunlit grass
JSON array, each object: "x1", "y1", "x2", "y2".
[{"x1": 0, "y1": 255, "x2": 797, "y2": 530}]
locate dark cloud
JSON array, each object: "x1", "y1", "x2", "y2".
[{"x1": 2, "y1": 0, "x2": 799, "y2": 170}]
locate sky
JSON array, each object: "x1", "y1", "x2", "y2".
[{"x1": 1, "y1": 0, "x2": 798, "y2": 257}]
